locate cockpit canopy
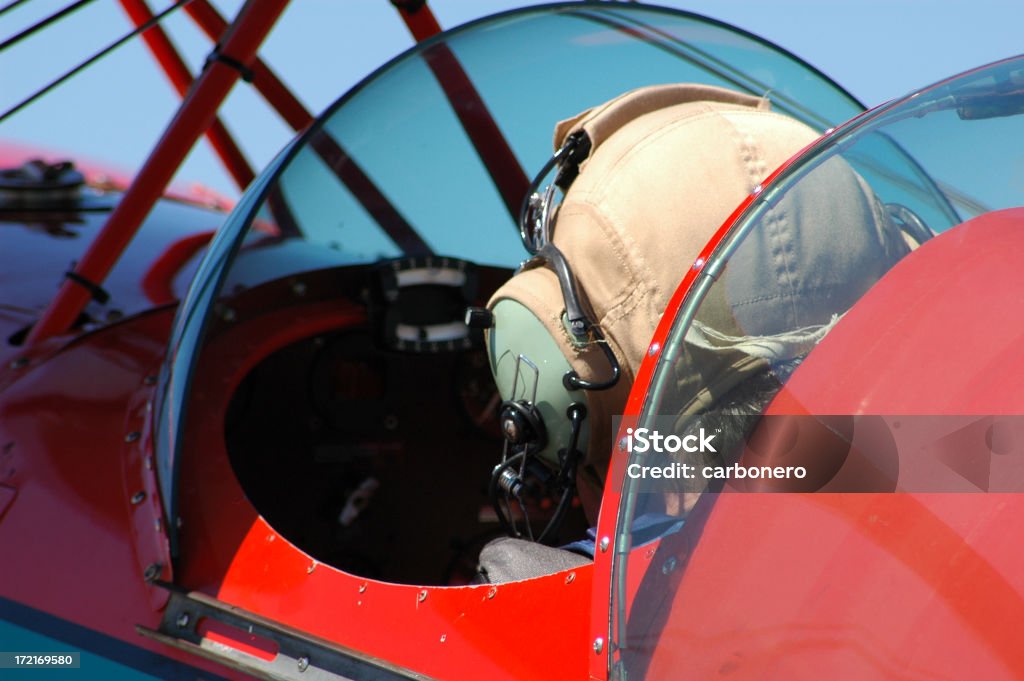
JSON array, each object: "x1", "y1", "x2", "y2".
[{"x1": 152, "y1": 3, "x2": 863, "y2": 565}]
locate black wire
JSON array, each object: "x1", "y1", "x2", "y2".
[
  {"x1": 0, "y1": 0, "x2": 31, "y2": 19},
  {"x1": 0, "y1": 0, "x2": 194, "y2": 126},
  {"x1": 0, "y1": 0, "x2": 99, "y2": 54}
]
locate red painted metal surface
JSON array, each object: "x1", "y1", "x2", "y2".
[
  {"x1": 164, "y1": 298, "x2": 593, "y2": 680},
  {"x1": 612, "y1": 209, "x2": 1024, "y2": 679},
  {"x1": 0, "y1": 310, "x2": 250, "y2": 679},
  {"x1": 140, "y1": 231, "x2": 214, "y2": 306},
  {"x1": 0, "y1": 196, "x2": 222, "y2": 321},
  {"x1": 118, "y1": 0, "x2": 256, "y2": 192},
  {"x1": 27, "y1": 0, "x2": 291, "y2": 345}
]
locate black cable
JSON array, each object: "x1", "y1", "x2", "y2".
[
  {"x1": 0, "y1": 0, "x2": 31, "y2": 19},
  {"x1": 0, "y1": 0, "x2": 99, "y2": 54},
  {"x1": 0, "y1": 0, "x2": 194, "y2": 126},
  {"x1": 536, "y1": 404, "x2": 585, "y2": 544}
]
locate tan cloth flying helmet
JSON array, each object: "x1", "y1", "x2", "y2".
[{"x1": 486, "y1": 83, "x2": 876, "y2": 518}]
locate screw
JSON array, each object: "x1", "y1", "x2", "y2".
[
  {"x1": 125, "y1": 431, "x2": 141, "y2": 443},
  {"x1": 648, "y1": 342, "x2": 660, "y2": 357},
  {"x1": 593, "y1": 637, "x2": 604, "y2": 654},
  {"x1": 692, "y1": 257, "x2": 706, "y2": 271},
  {"x1": 358, "y1": 583, "x2": 367, "y2": 593},
  {"x1": 565, "y1": 572, "x2": 575, "y2": 585},
  {"x1": 143, "y1": 563, "x2": 161, "y2": 581},
  {"x1": 143, "y1": 375, "x2": 157, "y2": 386},
  {"x1": 130, "y1": 491, "x2": 146, "y2": 505},
  {"x1": 8, "y1": 358, "x2": 28, "y2": 369},
  {"x1": 618, "y1": 436, "x2": 628, "y2": 452},
  {"x1": 599, "y1": 536, "x2": 610, "y2": 553},
  {"x1": 418, "y1": 590, "x2": 428, "y2": 603},
  {"x1": 291, "y1": 281, "x2": 307, "y2": 297},
  {"x1": 307, "y1": 562, "x2": 317, "y2": 574},
  {"x1": 662, "y1": 557, "x2": 678, "y2": 575},
  {"x1": 176, "y1": 612, "x2": 190, "y2": 628},
  {"x1": 487, "y1": 587, "x2": 497, "y2": 600},
  {"x1": 752, "y1": 183, "x2": 763, "y2": 195},
  {"x1": 297, "y1": 656, "x2": 309, "y2": 673}
]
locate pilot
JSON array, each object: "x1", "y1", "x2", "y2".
[{"x1": 475, "y1": 83, "x2": 909, "y2": 582}]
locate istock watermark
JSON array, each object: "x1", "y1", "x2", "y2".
[
  {"x1": 624, "y1": 426, "x2": 807, "y2": 481},
  {"x1": 614, "y1": 414, "x2": 1024, "y2": 494},
  {"x1": 624, "y1": 427, "x2": 718, "y2": 454}
]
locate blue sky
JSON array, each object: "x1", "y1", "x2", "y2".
[{"x1": 0, "y1": 0, "x2": 1020, "y2": 198}]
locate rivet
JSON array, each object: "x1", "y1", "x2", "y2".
[
  {"x1": 130, "y1": 491, "x2": 146, "y2": 505},
  {"x1": 221, "y1": 308, "x2": 237, "y2": 323},
  {"x1": 291, "y1": 281, "x2": 307, "y2": 297},
  {"x1": 307, "y1": 561, "x2": 317, "y2": 574},
  {"x1": 176, "y1": 612, "x2": 190, "y2": 628},
  {"x1": 440, "y1": 634, "x2": 447, "y2": 643},
  {"x1": 144, "y1": 456, "x2": 153, "y2": 470},
  {"x1": 418, "y1": 590, "x2": 428, "y2": 603},
  {"x1": 662, "y1": 557, "x2": 678, "y2": 575},
  {"x1": 143, "y1": 563, "x2": 161, "y2": 581},
  {"x1": 154, "y1": 519, "x2": 161, "y2": 532},
  {"x1": 593, "y1": 637, "x2": 604, "y2": 654},
  {"x1": 487, "y1": 587, "x2": 497, "y2": 600},
  {"x1": 752, "y1": 183, "x2": 763, "y2": 195},
  {"x1": 618, "y1": 436, "x2": 628, "y2": 452},
  {"x1": 8, "y1": 358, "x2": 28, "y2": 369},
  {"x1": 648, "y1": 342, "x2": 660, "y2": 357},
  {"x1": 565, "y1": 572, "x2": 575, "y2": 585},
  {"x1": 692, "y1": 257, "x2": 705, "y2": 271},
  {"x1": 358, "y1": 582, "x2": 367, "y2": 593},
  {"x1": 125, "y1": 431, "x2": 141, "y2": 443},
  {"x1": 143, "y1": 375, "x2": 157, "y2": 386},
  {"x1": 297, "y1": 656, "x2": 309, "y2": 673},
  {"x1": 599, "y1": 536, "x2": 610, "y2": 553}
]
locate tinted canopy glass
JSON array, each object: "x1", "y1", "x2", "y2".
[
  {"x1": 614, "y1": 55, "x2": 1024, "y2": 678},
  {"x1": 154, "y1": 3, "x2": 862, "y2": 555}
]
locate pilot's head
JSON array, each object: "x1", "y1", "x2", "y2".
[{"x1": 483, "y1": 83, "x2": 906, "y2": 526}]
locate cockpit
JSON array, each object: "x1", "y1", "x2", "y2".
[{"x1": 152, "y1": 3, "x2": 868, "y2": 586}]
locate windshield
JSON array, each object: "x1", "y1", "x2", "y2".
[
  {"x1": 152, "y1": 3, "x2": 863, "y2": 555},
  {"x1": 612, "y1": 55, "x2": 1024, "y2": 678}
]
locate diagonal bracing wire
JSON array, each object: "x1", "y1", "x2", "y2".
[
  {"x1": 0, "y1": 0, "x2": 195, "y2": 126},
  {"x1": 0, "y1": 0, "x2": 32, "y2": 19},
  {"x1": 0, "y1": 0, "x2": 100, "y2": 53}
]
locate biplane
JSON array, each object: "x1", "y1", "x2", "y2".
[{"x1": 1, "y1": 1, "x2": 1023, "y2": 679}]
